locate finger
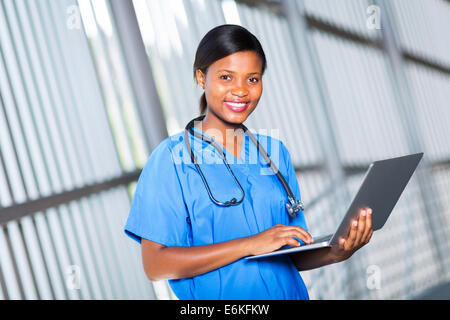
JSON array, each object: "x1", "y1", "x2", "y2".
[
  {"x1": 339, "y1": 237, "x2": 345, "y2": 249},
  {"x1": 280, "y1": 226, "x2": 313, "y2": 244},
  {"x1": 344, "y1": 220, "x2": 358, "y2": 250},
  {"x1": 281, "y1": 229, "x2": 313, "y2": 245},
  {"x1": 284, "y1": 237, "x2": 301, "y2": 247},
  {"x1": 360, "y1": 229, "x2": 374, "y2": 247},
  {"x1": 292, "y1": 226, "x2": 313, "y2": 242},
  {"x1": 365, "y1": 229, "x2": 373, "y2": 244},
  {"x1": 360, "y1": 208, "x2": 373, "y2": 242},
  {"x1": 353, "y1": 209, "x2": 367, "y2": 245}
]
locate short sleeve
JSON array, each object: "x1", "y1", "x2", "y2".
[
  {"x1": 124, "y1": 141, "x2": 191, "y2": 247},
  {"x1": 280, "y1": 141, "x2": 309, "y2": 233}
]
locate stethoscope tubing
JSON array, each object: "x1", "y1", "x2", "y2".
[
  {"x1": 184, "y1": 123, "x2": 245, "y2": 206},
  {"x1": 184, "y1": 115, "x2": 303, "y2": 217}
]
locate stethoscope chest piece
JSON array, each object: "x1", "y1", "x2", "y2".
[{"x1": 286, "y1": 197, "x2": 305, "y2": 219}]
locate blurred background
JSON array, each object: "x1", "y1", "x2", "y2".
[{"x1": 0, "y1": 0, "x2": 449, "y2": 300}]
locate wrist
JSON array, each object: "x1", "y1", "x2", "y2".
[
  {"x1": 240, "y1": 235, "x2": 255, "y2": 257},
  {"x1": 329, "y1": 252, "x2": 341, "y2": 264},
  {"x1": 329, "y1": 249, "x2": 350, "y2": 264}
]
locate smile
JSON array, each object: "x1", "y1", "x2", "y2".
[{"x1": 224, "y1": 101, "x2": 250, "y2": 112}]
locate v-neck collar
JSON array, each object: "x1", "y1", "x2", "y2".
[{"x1": 191, "y1": 126, "x2": 247, "y2": 164}]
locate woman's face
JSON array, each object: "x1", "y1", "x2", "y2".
[{"x1": 196, "y1": 50, "x2": 263, "y2": 125}]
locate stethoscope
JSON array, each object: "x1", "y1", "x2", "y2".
[{"x1": 184, "y1": 115, "x2": 304, "y2": 218}]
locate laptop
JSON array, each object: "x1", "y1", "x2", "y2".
[{"x1": 245, "y1": 152, "x2": 424, "y2": 260}]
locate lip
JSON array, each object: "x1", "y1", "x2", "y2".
[{"x1": 224, "y1": 101, "x2": 250, "y2": 112}]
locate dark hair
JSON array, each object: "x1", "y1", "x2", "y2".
[{"x1": 193, "y1": 24, "x2": 267, "y2": 115}]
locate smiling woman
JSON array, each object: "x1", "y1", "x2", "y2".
[
  {"x1": 193, "y1": 25, "x2": 266, "y2": 116},
  {"x1": 195, "y1": 50, "x2": 262, "y2": 133},
  {"x1": 194, "y1": 50, "x2": 263, "y2": 157},
  {"x1": 123, "y1": 24, "x2": 373, "y2": 300},
  {"x1": 191, "y1": 25, "x2": 266, "y2": 158}
]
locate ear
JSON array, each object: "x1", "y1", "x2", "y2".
[{"x1": 195, "y1": 69, "x2": 206, "y2": 89}]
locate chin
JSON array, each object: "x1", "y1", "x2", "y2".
[{"x1": 222, "y1": 112, "x2": 249, "y2": 125}]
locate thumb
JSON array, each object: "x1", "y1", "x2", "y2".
[{"x1": 339, "y1": 238, "x2": 345, "y2": 249}]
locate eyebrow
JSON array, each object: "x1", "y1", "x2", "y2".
[{"x1": 216, "y1": 69, "x2": 261, "y2": 75}]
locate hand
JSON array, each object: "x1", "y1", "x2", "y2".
[
  {"x1": 246, "y1": 224, "x2": 313, "y2": 256},
  {"x1": 330, "y1": 207, "x2": 374, "y2": 262}
]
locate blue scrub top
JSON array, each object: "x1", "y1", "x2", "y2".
[{"x1": 124, "y1": 127, "x2": 310, "y2": 300}]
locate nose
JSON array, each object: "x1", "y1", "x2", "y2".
[{"x1": 231, "y1": 80, "x2": 249, "y2": 97}]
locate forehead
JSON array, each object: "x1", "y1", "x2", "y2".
[{"x1": 209, "y1": 51, "x2": 263, "y2": 73}]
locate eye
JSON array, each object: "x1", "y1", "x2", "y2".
[
  {"x1": 220, "y1": 75, "x2": 231, "y2": 80},
  {"x1": 249, "y1": 77, "x2": 260, "y2": 83}
]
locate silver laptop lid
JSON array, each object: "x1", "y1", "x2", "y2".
[{"x1": 329, "y1": 153, "x2": 424, "y2": 245}]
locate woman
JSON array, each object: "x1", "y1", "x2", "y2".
[{"x1": 124, "y1": 24, "x2": 373, "y2": 300}]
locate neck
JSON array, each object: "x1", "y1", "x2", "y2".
[{"x1": 195, "y1": 111, "x2": 244, "y2": 149}]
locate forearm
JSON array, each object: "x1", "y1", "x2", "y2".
[
  {"x1": 289, "y1": 247, "x2": 344, "y2": 272},
  {"x1": 144, "y1": 237, "x2": 251, "y2": 281}
]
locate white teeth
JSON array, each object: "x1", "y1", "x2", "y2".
[{"x1": 226, "y1": 102, "x2": 247, "y2": 107}]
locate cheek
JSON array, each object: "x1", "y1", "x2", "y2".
[
  {"x1": 206, "y1": 84, "x2": 228, "y2": 102},
  {"x1": 251, "y1": 80, "x2": 263, "y2": 92},
  {"x1": 250, "y1": 85, "x2": 263, "y2": 102}
]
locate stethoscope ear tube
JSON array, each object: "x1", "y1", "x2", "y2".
[
  {"x1": 184, "y1": 117, "x2": 245, "y2": 207},
  {"x1": 184, "y1": 116, "x2": 304, "y2": 217},
  {"x1": 242, "y1": 124, "x2": 304, "y2": 218}
]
